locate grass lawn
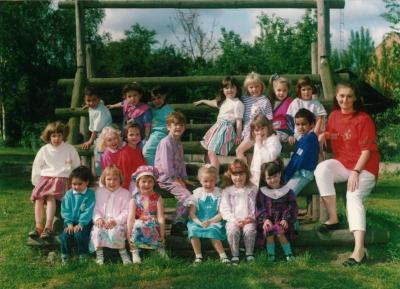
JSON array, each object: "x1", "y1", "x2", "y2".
[{"x1": 0, "y1": 154, "x2": 399, "y2": 289}]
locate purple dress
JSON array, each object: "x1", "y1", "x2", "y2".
[{"x1": 255, "y1": 185, "x2": 298, "y2": 248}]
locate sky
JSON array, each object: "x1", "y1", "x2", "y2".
[{"x1": 92, "y1": 0, "x2": 392, "y2": 51}]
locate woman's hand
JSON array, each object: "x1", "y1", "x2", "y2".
[
  {"x1": 288, "y1": 136, "x2": 296, "y2": 145},
  {"x1": 347, "y1": 171, "x2": 360, "y2": 192}
]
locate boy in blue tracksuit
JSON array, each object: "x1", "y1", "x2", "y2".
[{"x1": 284, "y1": 108, "x2": 319, "y2": 195}]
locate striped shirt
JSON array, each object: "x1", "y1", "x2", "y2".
[{"x1": 241, "y1": 95, "x2": 273, "y2": 139}]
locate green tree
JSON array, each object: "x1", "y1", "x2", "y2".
[
  {"x1": 0, "y1": 2, "x2": 104, "y2": 145},
  {"x1": 382, "y1": 0, "x2": 400, "y2": 31},
  {"x1": 331, "y1": 27, "x2": 374, "y2": 81}
]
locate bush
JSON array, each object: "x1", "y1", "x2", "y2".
[{"x1": 19, "y1": 122, "x2": 46, "y2": 150}]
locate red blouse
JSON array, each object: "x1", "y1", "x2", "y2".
[{"x1": 326, "y1": 110, "x2": 380, "y2": 177}]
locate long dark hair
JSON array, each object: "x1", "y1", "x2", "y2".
[
  {"x1": 216, "y1": 76, "x2": 241, "y2": 107},
  {"x1": 333, "y1": 81, "x2": 364, "y2": 112}
]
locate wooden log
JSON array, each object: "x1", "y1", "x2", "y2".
[
  {"x1": 311, "y1": 41, "x2": 318, "y2": 74},
  {"x1": 58, "y1": 0, "x2": 345, "y2": 9},
  {"x1": 319, "y1": 57, "x2": 336, "y2": 100},
  {"x1": 67, "y1": 0, "x2": 86, "y2": 144},
  {"x1": 165, "y1": 227, "x2": 389, "y2": 251},
  {"x1": 56, "y1": 100, "x2": 339, "y2": 118},
  {"x1": 57, "y1": 74, "x2": 322, "y2": 87},
  {"x1": 68, "y1": 68, "x2": 86, "y2": 144}
]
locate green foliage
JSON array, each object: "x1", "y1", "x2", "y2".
[
  {"x1": 330, "y1": 27, "x2": 375, "y2": 81},
  {"x1": 0, "y1": 2, "x2": 104, "y2": 145},
  {"x1": 381, "y1": 0, "x2": 400, "y2": 31}
]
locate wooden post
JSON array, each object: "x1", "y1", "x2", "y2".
[
  {"x1": 68, "y1": 0, "x2": 86, "y2": 144},
  {"x1": 317, "y1": 0, "x2": 335, "y2": 100},
  {"x1": 311, "y1": 42, "x2": 318, "y2": 74}
]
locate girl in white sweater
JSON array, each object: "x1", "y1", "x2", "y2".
[{"x1": 29, "y1": 121, "x2": 80, "y2": 240}]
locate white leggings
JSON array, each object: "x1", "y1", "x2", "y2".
[{"x1": 314, "y1": 159, "x2": 376, "y2": 232}]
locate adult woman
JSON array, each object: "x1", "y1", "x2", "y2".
[{"x1": 315, "y1": 82, "x2": 380, "y2": 266}]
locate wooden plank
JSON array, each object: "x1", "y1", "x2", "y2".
[
  {"x1": 57, "y1": 74, "x2": 322, "y2": 87},
  {"x1": 58, "y1": 0, "x2": 345, "y2": 9}
]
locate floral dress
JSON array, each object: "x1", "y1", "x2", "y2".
[{"x1": 130, "y1": 191, "x2": 161, "y2": 249}]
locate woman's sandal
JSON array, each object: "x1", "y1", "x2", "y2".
[
  {"x1": 317, "y1": 222, "x2": 340, "y2": 234},
  {"x1": 343, "y1": 250, "x2": 368, "y2": 267}
]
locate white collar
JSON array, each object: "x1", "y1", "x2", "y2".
[
  {"x1": 260, "y1": 184, "x2": 291, "y2": 199},
  {"x1": 73, "y1": 188, "x2": 88, "y2": 195}
]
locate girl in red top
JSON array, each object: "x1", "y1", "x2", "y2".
[
  {"x1": 315, "y1": 82, "x2": 380, "y2": 266},
  {"x1": 119, "y1": 123, "x2": 146, "y2": 190}
]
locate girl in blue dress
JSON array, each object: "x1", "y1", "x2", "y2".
[{"x1": 186, "y1": 165, "x2": 230, "y2": 264}]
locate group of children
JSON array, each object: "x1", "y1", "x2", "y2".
[{"x1": 29, "y1": 72, "x2": 328, "y2": 265}]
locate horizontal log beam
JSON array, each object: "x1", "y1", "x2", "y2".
[
  {"x1": 57, "y1": 74, "x2": 322, "y2": 87},
  {"x1": 58, "y1": 0, "x2": 345, "y2": 9},
  {"x1": 55, "y1": 101, "x2": 335, "y2": 118}
]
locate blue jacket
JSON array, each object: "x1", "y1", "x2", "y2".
[
  {"x1": 284, "y1": 132, "x2": 319, "y2": 182},
  {"x1": 61, "y1": 188, "x2": 95, "y2": 226}
]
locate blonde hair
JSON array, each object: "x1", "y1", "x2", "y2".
[
  {"x1": 250, "y1": 115, "x2": 275, "y2": 141},
  {"x1": 197, "y1": 164, "x2": 218, "y2": 181},
  {"x1": 96, "y1": 126, "x2": 122, "y2": 152},
  {"x1": 100, "y1": 165, "x2": 124, "y2": 187},
  {"x1": 41, "y1": 121, "x2": 69, "y2": 143},
  {"x1": 243, "y1": 72, "x2": 265, "y2": 96}
]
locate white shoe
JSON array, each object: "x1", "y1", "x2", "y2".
[
  {"x1": 96, "y1": 258, "x2": 104, "y2": 265},
  {"x1": 246, "y1": 255, "x2": 255, "y2": 262},
  {"x1": 158, "y1": 248, "x2": 169, "y2": 260},
  {"x1": 131, "y1": 252, "x2": 142, "y2": 264}
]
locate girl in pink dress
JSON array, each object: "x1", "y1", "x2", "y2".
[
  {"x1": 90, "y1": 165, "x2": 132, "y2": 265},
  {"x1": 96, "y1": 126, "x2": 123, "y2": 173},
  {"x1": 29, "y1": 121, "x2": 80, "y2": 240}
]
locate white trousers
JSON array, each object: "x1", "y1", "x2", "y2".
[{"x1": 314, "y1": 159, "x2": 376, "y2": 232}]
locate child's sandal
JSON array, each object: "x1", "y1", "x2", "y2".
[
  {"x1": 40, "y1": 228, "x2": 53, "y2": 239},
  {"x1": 28, "y1": 229, "x2": 41, "y2": 238}
]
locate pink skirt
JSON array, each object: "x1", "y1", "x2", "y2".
[{"x1": 31, "y1": 176, "x2": 69, "y2": 201}]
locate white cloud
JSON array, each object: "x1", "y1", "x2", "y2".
[{"x1": 99, "y1": 1, "x2": 393, "y2": 50}]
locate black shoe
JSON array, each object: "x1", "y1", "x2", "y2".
[
  {"x1": 317, "y1": 222, "x2": 340, "y2": 234},
  {"x1": 28, "y1": 229, "x2": 41, "y2": 239},
  {"x1": 170, "y1": 222, "x2": 187, "y2": 236},
  {"x1": 343, "y1": 254, "x2": 367, "y2": 267}
]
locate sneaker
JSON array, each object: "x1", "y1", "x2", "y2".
[
  {"x1": 267, "y1": 254, "x2": 276, "y2": 262},
  {"x1": 285, "y1": 255, "x2": 295, "y2": 262},
  {"x1": 158, "y1": 248, "x2": 169, "y2": 260},
  {"x1": 28, "y1": 228, "x2": 41, "y2": 238},
  {"x1": 40, "y1": 228, "x2": 53, "y2": 239},
  {"x1": 193, "y1": 257, "x2": 202, "y2": 265},
  {"x1": 131, "y1": 252, "x2": 142, "y2": 264},
  {"x1": 120, "y1": 254, "x2": 132, "y2": 265},
  {"x1": 96, "y1": 258, "x2": 104, "y2": 265},
  {"x1": 246, "y1": 255, "x2": 255, "y2": 262},
  {"x1": 231, "y1": 257, "x2": 240, "y2": 265},
  {"x1": 170, "y1": 222, "x2": 187, "y2": 236},
  {"x1": 221, "y1": 257, "x2": 231, "y2": 264}
]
